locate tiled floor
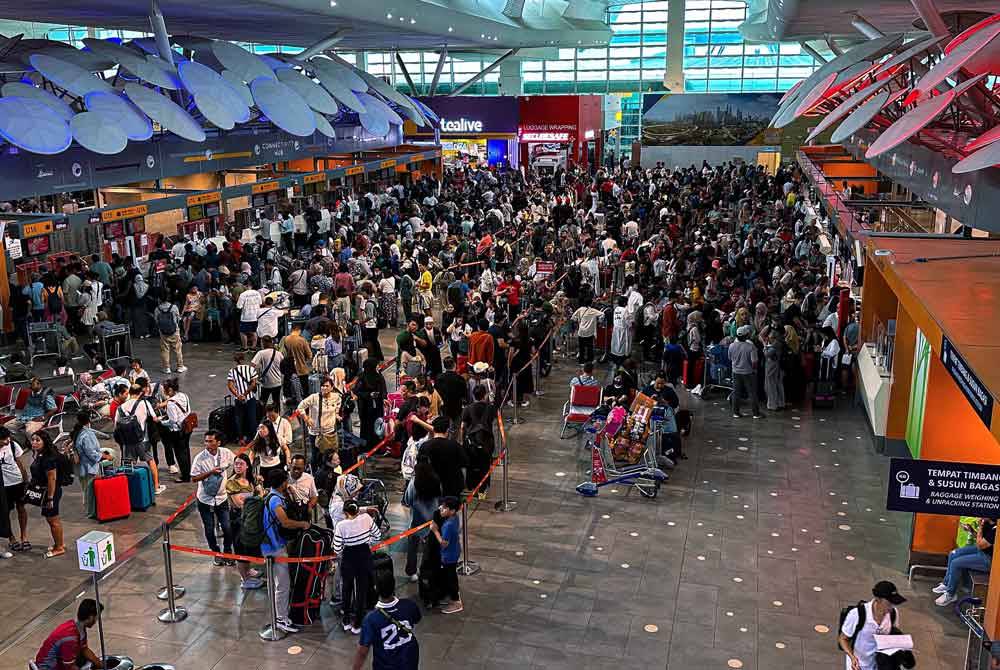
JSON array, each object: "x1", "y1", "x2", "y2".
[{"x1": 0, "y1": 337, "x2": 969, "y2": 669}]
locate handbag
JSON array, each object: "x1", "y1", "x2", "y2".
[
  {"x1": 23, "y1": 484, "x2": 45, "y2": 506},
  {"x1": 181, "y1": 412, "x2": 199, "y2": 434}
]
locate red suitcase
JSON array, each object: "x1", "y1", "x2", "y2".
[{"x1": 94, "y1": 473, "x2": 131, "y2": 522}]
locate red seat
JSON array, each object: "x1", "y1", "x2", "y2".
[
  {"x1": 12, "y1": 389, "x2": 30, "y2": 411},
  {"x1": 0, "y1": 384, "x2": 13, "y2": 409},
  {"x1": 561, "y1": 384, "x2": 602, "y2": 438}
]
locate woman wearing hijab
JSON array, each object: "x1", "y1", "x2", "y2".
[
  {"x1": 752, "y1": 302, "x2": 768, "y2": 335},
  {"x1": 354, "y1": 358, "x2": 387, "y2": 448}
]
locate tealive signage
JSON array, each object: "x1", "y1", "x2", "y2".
[{"x1": 412, "y1": 96, "x2": 519, "y2": 136}]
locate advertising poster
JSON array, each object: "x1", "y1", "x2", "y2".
[{"x1": 641, "y1": 93, "x2": 783, "y2": 146}]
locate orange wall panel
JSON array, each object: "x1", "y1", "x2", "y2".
[
  {"x1": 886, "y1": 305, "x2": 916, "y2": 441},
  {"x1": 860, "y1": 260, "x2": 899, "y2": 342},
  {"x1": 911, "y1": 354, "x2": 1000, "y2": 554}
]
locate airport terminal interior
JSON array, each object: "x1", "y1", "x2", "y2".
[{"x1": 0, "y1": 0, "x2": 1000, "y2": 669}]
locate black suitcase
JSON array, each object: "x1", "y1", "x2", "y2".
[
  {"x1": 208, "y1": 397, "x2": 237, "y2": 443},
  {"x1": 814, "y1": 380, "x2": 837, "y2": 409},
  {"x1": 289, "y1": 525, "x2": 334, "y2": 626},
  {"x1": 418, "y1": 535, "x2": 442, "y2": 607}
]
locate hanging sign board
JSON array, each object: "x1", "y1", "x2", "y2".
[
  {"x1": 186, "y1": 192, "x2": 221, "y2": 207},
  {"x1": 251, "y1": 181, "x2": 280, "y2": 195},
  {"x1": 941, "y1": 335, "x2": 993, "y2": 429},
  {"x1": 345, "y1": 166, "x2": 365, "y2": 176},
  {"x1": 21, "y1": 220, "x2": 53, "y2": 238},
  {"x1": 101, "y1": 205, "x2": 148, "y2": 222},
  {"x1": 887, "y1": 457, "x2": 1000, "y2": 517},
  {"x1": 6, "y1": 237, "x2": 22, "y2": 260}
]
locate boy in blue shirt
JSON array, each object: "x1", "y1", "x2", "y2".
[
  {"x1": 431, "y1": 496, "x2": 463, "y2": 614},
  {"x1": 353, "y1": 567, "x2": 422, "y2": 670}
]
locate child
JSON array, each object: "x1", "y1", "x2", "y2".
[
  {"x1": 431, "y1": 496, "x2": 463, "y2": 614},
  {"x1": 53, "y1": 356, "x2": 75, "y2": 381}
]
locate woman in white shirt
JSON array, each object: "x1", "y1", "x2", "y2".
[{"x1": 158, "y1": 379, "x2": 193, "y2": 482}]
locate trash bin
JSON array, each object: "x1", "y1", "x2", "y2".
[
  {"x1": 103, "y1": 656, "x2": 135, "y2": 670},
  {"x1": 138, "y1": 665, "x2": 176, "y2": 670}
]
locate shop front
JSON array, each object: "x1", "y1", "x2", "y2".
[
  {"x1": 518, "y1": 95, "x2": 603, "y2": 174},
  {"x1": 404, "y1": 96, "x2": 519, "y2": 169},
  {"x1": 860, "y1": 236, "x2": 1000, "y2": 639}
]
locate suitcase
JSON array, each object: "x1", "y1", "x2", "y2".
[
  {"x1": 814, "y1": 380, "x2": 837, "y2": 409},
  {"x1": 208, "y1": 396, "x2": 237, "y2": 444},
  {"x1": 118, "y1": 463, "x2": 155, "y2": 511},
  {"x1": 596, "y1": 325, "x2": 611, "y2": 350},
  {"x1": 94, "y1": 473, "x2": 131, "y2": 522},
  {"x1": 289, "y1": 525, "x2": 335, "y2": 626},
  {"x1": 683, "y1": 357, "x2": 704, "y2": 388}
]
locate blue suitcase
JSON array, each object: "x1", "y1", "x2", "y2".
[{"x1": 119, "y1": 462, "x2": 155, "y2": 510}]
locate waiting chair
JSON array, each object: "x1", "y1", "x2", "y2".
[{"x1": 560, "y1": 384, "x2": 602, "y2": 439}]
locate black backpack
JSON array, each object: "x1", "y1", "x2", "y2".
[
  {"x1": 155, "y1": 304, "x2": 177, "y2": 335},
  {"x1": 113, "y1": 400, "x2": 145, "y2": 447},
  {"x1": 45, "y1": 288, "x2": 63, "y2": 315},
  {"x1": 837, "y1": 601, "x2": 896, "y2": 652}
]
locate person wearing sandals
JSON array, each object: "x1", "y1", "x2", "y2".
[
  {"x1": 29, "y1": 431, "x2": 65, "y2": 558},
  {"x1": 0, "y1": 426, "x2": 29, "y2": 556},
  {"x1": 226, "y1": 453, "x2": 265, "y2": 590}
]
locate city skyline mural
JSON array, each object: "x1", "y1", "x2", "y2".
[{"x1": 641, "y1": 93, "x2": 783, "y2": 146}]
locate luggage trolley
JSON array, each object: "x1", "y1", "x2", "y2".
[
  {"x1": 27, "y1": 322, "x2": 63, "y2": 367},
  {"x1": 94, "y1": 321, "x2": 132, "y2": 363},
  {"x1": 576, "y1": 428, "x2": 667, "y2": 498},
  {"x1": 698, "y1": 343, "x2": 734, "y2": 398}
]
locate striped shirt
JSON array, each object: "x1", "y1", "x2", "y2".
[
  {"x1": 332, "y1": 514, "x2": 381, "y2": 554},
  {"x1": 227, "y1": 364, "x2": 259, "y2": 398}
]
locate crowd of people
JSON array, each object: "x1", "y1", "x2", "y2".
[{"x1": 10, "y1": 150, "x2": 880, "y2": 669}]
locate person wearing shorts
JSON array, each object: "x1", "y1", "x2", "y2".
[
  {"x1": 0, "y1": 426, "x2": 28, "y2": 555},
  {"x1": 114, "y1": 386, "x2": 165, "y2": 494}
]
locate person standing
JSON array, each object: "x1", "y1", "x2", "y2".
[
  {"x1": 227, "y1": 352, "x2": 260, "y2": 445},
  {"x1": 0, "y1": 427, "x2": 27, "y2": 554},
  {"x1": 236, "y1": 284, "x2": 262, "y2": 352},
  {"x1": 359, "y1": 285, "x2": 384, "y2": 362},
  {"x1": 155, "y1": 295, "x2": 186, "y2": 374},
  {"x1": 260, "y1": 468, "x2": 311, "y2": 634},
  {"x1": 333, "y1": 500, "x2": 382, "y2": 634},
  {"x1": 190, "y1": 430, "x2": 236, "y2": 566},
  {"x1": 252, "y1": 336, "x2": 284, "y2": 411},
  {"x1": 352, "y1": 569, "x2": 422, "y2": 670},
  {"x1": 839, "y1": 581, "x2": 905, "y2": 670},
  {"x1": 401, "y1": 458, "x2": 440, "y2": 579},
  {"x1": 29, "y1": 431, "x2": 65, "y2": 558},
  {"x1": 571, "y1": 298, "x2": 604, "y2": 364},
  {"x1": 431, "y1": 497, "x2": 463, "y2": 614},
  {"x1": 421, "y1": 417, "x2": 467, "y2": 499},
  {"x1": 728, "y1": 325, "x2": 761, "y2": 419},
  {"x1": 70, "y1": 413, "x2": 103, "y2": 520},
  {"x1": 114, "y1": 384, "x2": 165, "y2": 494},
  {"x1": 297, "y1": 376, "x2": 342, "y2": 470},
  {"x1": 159, "y1": 379, "x2": 194, "y2": 483}
]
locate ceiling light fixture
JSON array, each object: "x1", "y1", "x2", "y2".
[
  {"x1": 448, "y1": 26, "x2": 453, "y2": 31},
  {"x1": 399, "y1": 16, "x2": 404, "y2": 20},
  {"x1": 329, "y1": 0, "x2": 336, "y2": 5},
  {"x1": 481, "y1": 33, "x2": 485, "y2": 38},
  {"x1": 410, "y1": 17, "x2": 416, "y2": 23},
  {"x1": 386, "y1": 12, "x2": 392, "y2": 18}
]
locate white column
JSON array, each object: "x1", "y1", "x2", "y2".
[{"x1": 665, "y1": 0, "x2": 686, "y2": 92}]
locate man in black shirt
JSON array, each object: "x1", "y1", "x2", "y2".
[
  {"x1": 420, "y1": 416, "x2": 468, "y2": 498},
  {"x1": 434, "y1": 358, "x2": 467, "y2": 433}
]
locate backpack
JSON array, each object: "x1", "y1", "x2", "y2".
[
  {"x1": 240, "y1": 492, "x2": 277, "y2": 547},
  {"x1": 155, "y1": 305, "x2": 177, "y2": 335},
  {"x1": 55, "y1": 446, "x2": 75, "y2": 486},
  {"x1": 837, "y1": 601, "x2": 896, "y2": 652},
  {"x1": 113, "y1": 400, "x2": 145, "y2": 447},
  {"x1": 45, "y1": 288, "x2": 63, "y2": 315},
  {"x1": 134, "y1": 274, "x2": 149, "y2": 299}
]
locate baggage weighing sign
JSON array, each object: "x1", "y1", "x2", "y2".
[
  {"x1": 77, "y1": 530, "x2": 116, "y2": 572},
  {"x1": 941, "y1": 335, "x2": 993, "y2": 429},
  {"x1": 887, "y1": 458, "x2": 1000, "y2": 517}
]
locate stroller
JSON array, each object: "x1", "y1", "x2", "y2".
[{"x1": 357, "y1": 478, "x2": 391, "y2": 536}]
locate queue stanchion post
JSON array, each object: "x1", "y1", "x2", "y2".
[
  {"x1": 157, "y1": 524, "x2": 186, "y2": 602},
  {"x1": 157, "y1": 525, "x2": 188, "y2": 623},
  {"x1": 457, "y1": 502, "x2": 481, "y2": 576},
  {"x1": 259, "y1": 556, "x2": 287, "y2": 641},
  {"x1": 495, "y1": 446, "x2": 516, "y2": 512},
  {"x1": 510, "y1": 375, "x2": 523, "y2": 425}
]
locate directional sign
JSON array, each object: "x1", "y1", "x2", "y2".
[
  {"x1": 886, "y1": 457, "x2": 1000, "y2": 518},
  {"x1": 77, "y1": 531, "x2": 116, "y2": 573}
]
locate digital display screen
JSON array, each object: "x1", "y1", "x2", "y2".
[
  {"x1": 125, "y1": 217, "x2": 145, "y2": 234},
  {"x1": 252, "y1": 194, "x2": 267, "y2": 208},
  {"x1": 205, "y1": 203, "x2": 220, "y2": 217},
  {"x1": 105, "y1": 221, "x2": 124, "y2": 238},
  {"x1": 25, "y1": 236, "x2": 49, "y2": 256},
  {"x1": 187, "y1": 204, "x2": 205, "y2": 220}
]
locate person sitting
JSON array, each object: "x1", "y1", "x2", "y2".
[
  {"x1": 5, "y1": 377, "x2": 57, "y2": 439},
  {"x1": 570, "y1": 362, "x2": 598, "y2": 387},
  {"x1": 933, "y1": 518, "x2": 995, "y2": 606},
  {"x1": 33, "y1": 598, "x2": 105, "y2": 670}
]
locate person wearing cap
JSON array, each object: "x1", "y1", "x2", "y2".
[
  {"x1": 728, "y1": 324, "x2": 761, "y2": 419},
  {"x1": 839, "y1": 581, "x2": 905, "y2": 670},
  {"x1": 933, "y1": 517, "x2": 995, "y2": 606}
]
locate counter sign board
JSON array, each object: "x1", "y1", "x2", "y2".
[
  {"x1": 887, "y1": 457, "x2": 1000, "y2": 517},
  {"x1": 941, "y1": 335, "x2": 992, "y2": 429}
]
